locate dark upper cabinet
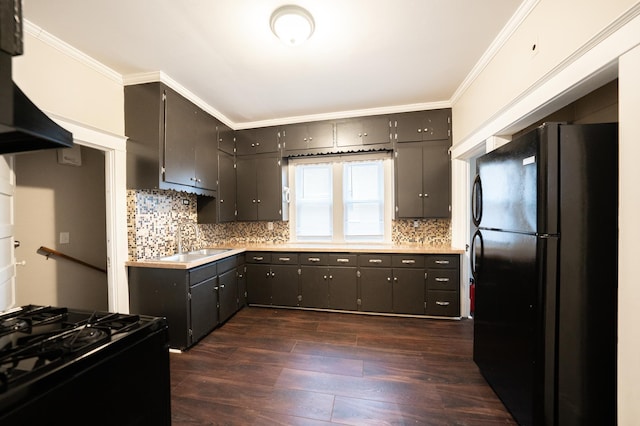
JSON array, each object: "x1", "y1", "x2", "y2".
[
  {"x1": 336, "y1": 116, "x2": 392, "y2": 147},
  {"x1": 235, "y1": 127, "x2": 280, "y2": 156},
  {"x1": 393, "y1": 109, "x2": 451, "y2": 143},
  {"x1": 236, "y1": 155, "x2": 283, "y2": 221},
  {"x1": 217, "y1": 151, "x2": 236, "y2": 222},
  {"x1": 217, "y1": 122, "x2": 235, "y2": 155},
  {"x1": 396, "y1": 139, "x2": 451, "y2": 218},
  {"x1": 282, "y1": 121, "x2": 334, "y2": 152},
  {"x1": 125, "y1": 82, "x2": 218, "y2": 196}
]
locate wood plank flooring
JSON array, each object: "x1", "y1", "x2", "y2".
[{"x1": 170, "y1": 307, "x2": 516, "y2": 425}]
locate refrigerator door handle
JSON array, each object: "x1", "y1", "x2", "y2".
[
  {"x1": 471, "y1": 174, "x2": 483, "y2": 227},
  {"x1": 470, "y1": 229, "x2": 483, "y2": 281}
]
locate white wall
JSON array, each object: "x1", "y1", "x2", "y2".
[
  {"x1": 617, "y1": 43, "x2": 640, "y2": 426},
  {"x1": 12, "y1": 30, "x2": 124, "y2": 135}
]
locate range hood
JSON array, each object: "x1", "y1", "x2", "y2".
[{"x1": 0, "y1": 0, "x2": 73, "y2": 154}]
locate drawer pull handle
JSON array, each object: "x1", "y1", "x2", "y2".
[
  {"x1": 309, "y1": 257, "x2": 321, "y2": 262},
  {"x1": 435, "y1": 260, "x2": 450, "y2": 265},
  {"x1": 401, "y1": 259, "x2": 416, "y2": 264},
  {"x1": 369, "y1": 259, "x2": 383, "y2": 264},
  {"x1": 435, "y1": 277, "x2": 450, "y2": 282},
  {"x1": 253, "y1": 256, "x2": 264, "y2": 261},
  {"x1": 336, "y1": 258, "x2": 350, "y2": 263},
  {"x1": 436, "y1": 301, "x2": 450, "y2": 306},
  {"x1": 278, "y1": 257, "x2": 291, "y2": 262}
]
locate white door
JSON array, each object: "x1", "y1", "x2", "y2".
[{"x1": 0, "y1": 155, "x2": 16, "y2": 311}]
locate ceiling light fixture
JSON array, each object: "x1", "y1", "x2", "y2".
[{"x1": 270, "y1": 5, "x2": 315, "y2": 46}]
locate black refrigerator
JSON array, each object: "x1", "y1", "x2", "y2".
[{"x1": 470, "y1": 122, "x2": 618, "y2": 425}]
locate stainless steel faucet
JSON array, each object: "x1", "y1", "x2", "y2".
[{"x1": 177, "y1": 222, "x2": 199, "y2": 254}]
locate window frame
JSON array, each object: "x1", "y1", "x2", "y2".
[{"x1": 287, "y1": 152, "x2": 393, "y2": 244}]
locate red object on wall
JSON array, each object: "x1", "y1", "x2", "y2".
[{"x1": 470, "y1": 279, "x2": 475, "y2": 314}]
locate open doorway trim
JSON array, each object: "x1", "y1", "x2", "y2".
[{"x1": 50, "y1": 116, "x2": 129, "y2": 313}]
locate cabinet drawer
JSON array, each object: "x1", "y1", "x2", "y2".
[
  {"x1": 426, "y1": 255, "x2": 459, "y2": 269},
  {"x1": 189, "y1": 262, "x2": 218, "y2": 286},
  {"x1": 427, "y1": 269, "x2": 459, "y2": 290},
  {"x1": 300, "y1": 253, "x2": 329, "y2": 265},
  {"x1": 358, "y1": 254, "x2": 391, "y2": 267},
  {"x1": 246, "y1": 252, "x2": 272, "y2": 264},
  {"x1": 392, "y1": 255, "x2": 425, "y2": 268},
  {"x1": 217, "y1": 256, "x2": 237, "y2": 274},
  {"x1": 272, "y1": 253, "x2": 299, "y2": 264},
  {"x1": 426, "y1": 290, "x2": 460, "y2": 317},
  {"x1": 329, "y1": 254, "x2": 357, "y2": 266}
]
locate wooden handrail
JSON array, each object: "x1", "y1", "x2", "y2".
[{"x1": 37, "y1": 246, "x2": 107, "y2": 273}]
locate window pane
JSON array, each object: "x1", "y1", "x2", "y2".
[
  {"x1": 344, "y1": 161, "x2": 384, "y2": 241},
  {"x1": 296, "y1": 164, "x2": 332, "y2": 238}
]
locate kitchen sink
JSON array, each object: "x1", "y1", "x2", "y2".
[{"x1": 157, "y1": 248, "x2": 232, "y2": 263}]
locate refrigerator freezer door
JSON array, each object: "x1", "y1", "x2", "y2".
[
  {"x1": 476, "y1": 125, "x2": 558, "y2": 235},
  {"x1": 473, "y1": 229, "x2": 557, "y2": 426}
]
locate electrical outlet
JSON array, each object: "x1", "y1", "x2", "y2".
[
  {"x1": 413, "y1": 220, "x2": 419, "y2": 228},
  {"x1": 267, "y1": 222, "x2": 274, "y2": 230},
  {"x1": 59, "y1": 232, "x2": 70, "y2": 244}
]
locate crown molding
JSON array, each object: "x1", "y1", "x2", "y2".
[{"x1": 23, "y1": 20, "x2": 123, "y2": 84}]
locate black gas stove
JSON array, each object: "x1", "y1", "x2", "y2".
[{"x1": 0, "y1": 305, "x2": 170, "y2": 425}]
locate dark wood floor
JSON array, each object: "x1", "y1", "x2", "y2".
[{"x1": 170, "y1": 307, "x2": 515, "y2": 425}]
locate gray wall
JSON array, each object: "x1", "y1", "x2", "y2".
[{"x1": 14, "y1": 146, "x2": 108, "y2": 310}]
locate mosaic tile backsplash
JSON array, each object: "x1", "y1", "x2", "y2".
[{"x1": 128, "y1": 189, "x2": 451, "y2": 260}]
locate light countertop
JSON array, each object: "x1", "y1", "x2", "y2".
[{"x1": 126, "y1": 244, "x2": 464, "y2": 270}]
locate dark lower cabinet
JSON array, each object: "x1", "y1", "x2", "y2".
[
  {"x1": 218, "y1": 268, "x2": 238, "y2": 323},
  {"x1": 359, "y1": 267, "x2": 394, "y2": 313},
  {"x1": 128, "y1": 254, "x2": 245, "y2": 350},
  {"x1": 246, "y1": 263, "x2": 272, "y2": 305},
  {"x1": 244, "y1": 251, "x2": 460, "y2": 318},
  {"x1": 392, "y1": 268, "x2": 426, "y2": 315},
  {"x1": 237, "y1": 265, "x2": 247, "y2": 308},
  {"x1": 190, "y1": 276, "x2": 218, "y2": 343},
  {"x1": 271, "y1": 264, "x2": 300, "y2": 306}
]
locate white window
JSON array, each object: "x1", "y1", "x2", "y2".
[{"x1": 288, "y1": 153, "x2": 392, "y2": 243}]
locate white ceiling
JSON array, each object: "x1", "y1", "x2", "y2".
[{"x1": 22, "y1": 0, "x2": 526, "y2": 129}]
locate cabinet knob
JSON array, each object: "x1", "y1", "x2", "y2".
[
  {"x1": 251, "y1": 143, "x2": 255, "y2": 147},
  {"x1": 303, "y1": 137, "x2": 307, "y2": 141},
  {"x1": 256, "y1": 142, "x2": 260, "y2": 146},
  {"x1": 418, "y1": 193, "x2": 423, "y2": 198},
  {"x1": 363, "y1": 132, "x2": 368, "y2": 137},
  {"x1": 424, "y1": 193, "x2": 429, "y2": 198},
  {"x1": 323, "y1": 275, "x2": 328, "y2": 280},
  {"x1": 252, "y1": 199, "x2": 256, "y2": 203},
  {"x1": 220, "y1": 284, "x2": 225, "y2": 289},
  {"x1": 424, "y1": 128, "x2": 429, "y2": 132},
  {"x1": 417, "y1": 128, "x2": 422, "y2": 133},
  {"x1": 387, "y1": 277, "x2": 391, "y2": 282},
  {"x1": 309, "y1": 137, "x2": 313, "y2": 141},
  {"x1": 358, "y1": 133, "x2": 362, "y2": 137},
  {"x1": 257, "y1": 199, "x2": 261, "y2": 203},
  {"x1": 394, "y1": 277, "x2": 398, "y2": 282},
  {"x1": 220, "y1": 199, "x2": 224, "y2": 203},
  {"x1": 329, "y1": 275, "x2": 333, "y2": 280}
]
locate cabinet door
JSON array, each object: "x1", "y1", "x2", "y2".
[
  {"x1": 307, "y1": 121, "x2": 334, "y2": 149},
  {"x1": 235, "y1": 129, "x2": 257, "y2": 156},
  {"x1": 237, "y1": 266, "x2": 247, "y2": 308},
  {"x1": 194, "y1": 110, "x2": 218, "y2": 191},
  {"x1": 283, "y1": 123, "x2": 309, "y2": 151},
  {"x1": 254, "y1": 127, "x2": 280, "y2": 153},
  {"x1": 362, "y1": 115, "x2": 391, "y2": 145},
  {"x1": 328, "y1": 267, "x2": 358, "y2": 310},
  {"x1": 218, "y1": 152, "x2": 236, "y2": 222},
  {"x1": 359, "y1": 267, "x2": 393, "y2": 313},
  {"x1": 246, "y1": 264, "x2": 271, "y2": 305},
  {"x1": 394, "y1": 111, "x2": 424, "y2": 143},
  {"x1": 271, "y1": 265, "x2": 300, "y2": 306},
  {"x1": 336, "y1": 119, "x2": 363, "y2": 147},
  {"x1": 422, "y1": 140, "x2": 451, "y2": 218},
  {"x1": 300, "y1": 266, "x2": 329, "y2": 308},
  {"x1": 256, "y1": 156, "x2": 282, "y2": 221},
  {"x1": 236, "y1": 157, "x2": 257, "y2": 221},
  {"x1": 218, "y1": 268, "x2": 238, "y2": 323},
  {"x1": 217, "y1": 122, "x2": 235, "y2": 155},
  {"x1": 396, "y1": 142, "x2": 424, "y2": 218},
  {"x1": 421, "y1": 109, "x2": 450, "y2": 141},
  {"x1": 164, "y1": 90, "x2": 197, "y2": 187},
  {"x1": 392, "y1": 268, "x2": 425, "y2": 315},
  {"x1": 190, "y1": 276, "x2": 218, "y2": 344}
]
